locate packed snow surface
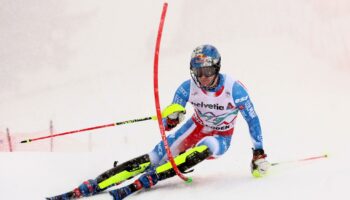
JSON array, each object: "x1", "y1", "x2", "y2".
[{"x1": 1, "y1": 1, "x2": 349, "y2": 199}]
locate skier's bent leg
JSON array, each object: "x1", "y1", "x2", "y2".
[{"x1": 196, "y1": 135, "x2": 232, "y2": 159}]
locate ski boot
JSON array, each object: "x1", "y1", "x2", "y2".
[
  {"x1": 109, "y1": 170, "x2": 159, "y2": 200},
  {"x1": 46, "y1": 179, "x2": 101, "y2": 200}
]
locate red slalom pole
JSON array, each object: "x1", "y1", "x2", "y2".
[
  {"x1": 153, "y1": 2, "x2": 191, "y2": 183},
  {"x1": 271, "y1": 154, "x2": 328, "y2": 166},
  {"x1": 20, "y1": 116, "x2": 153, "y2": 144}
]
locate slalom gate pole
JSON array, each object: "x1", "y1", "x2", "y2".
[
  {"x1": 6, "y1": 128, "x2": 13, "y2": 152},
  {"x1": 20, "y1": 116, "x2": 154, "y2": 144},
  {"x1": 271, "y1": 154, "x2": 328, "y2": 166},
  {"x1": 153, "y1": 2, "x2": 191, "y2": 183}
]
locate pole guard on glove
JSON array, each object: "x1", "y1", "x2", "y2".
[
  {"x1": 251, "y1": 148, "x2": 270, "y2": 178},
  {"x1": 158, "y1": 104, "x2": 186, "y2": 131}
]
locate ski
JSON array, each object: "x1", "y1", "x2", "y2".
[{"x1": 47, "y1": 145, "x2": 211, "y2": 199}]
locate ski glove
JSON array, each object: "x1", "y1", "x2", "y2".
[
  {"x1": 166, "y1": 111, "x2": 185, "y2": 131},
  {"x1": 251, "y1": 148, "x2": 270, "y2": 177},
  {"x1": 162, "y1": 104, "x2": 186, "y2": 131}
]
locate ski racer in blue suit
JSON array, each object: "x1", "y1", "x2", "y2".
[
  {"x1": 47, "y1": 45, "x2": 270, "y2": 200},
  {"x1": 148, "y1": 45, "x2": 268, "y2": 171},
  {"x1": 149, "y1": 74, "x2": 264, "y2": 165},
  {"x1": 109, "y1": 44, "x2": 270, "y2": 199}
]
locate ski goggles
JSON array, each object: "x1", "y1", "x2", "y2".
[{"x1": 191, "y1": 67, "x2": 217, "y2": 77}]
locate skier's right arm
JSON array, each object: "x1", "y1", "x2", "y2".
[{"x1": 164, "y1": 80, "x2": 191, "y2": 131}]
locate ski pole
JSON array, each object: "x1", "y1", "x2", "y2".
[
  {"x1": 20, "y1": 116, "x2": 155, "y2": 144},
  {"x1": 271, "y1": 154, "x2": 328, "y2": 166},
  {"x1": 20, "y1": 104, "x2": 185, "y2": 144}
]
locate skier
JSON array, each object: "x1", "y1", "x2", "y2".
[{"x1": 48, "y1": 44, "x2": 270, "y2": 200}]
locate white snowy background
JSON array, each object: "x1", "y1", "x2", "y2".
[{"x1": 0, "y1": 0, "x2": 349, "y2": 199}]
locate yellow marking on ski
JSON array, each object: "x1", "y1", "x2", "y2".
[
  {"x1": 156, "y1": 145, "x2": 207, "y2": 174},
  {"x1": 98, "y1": 162, "x2": 150, "y2": 189}
]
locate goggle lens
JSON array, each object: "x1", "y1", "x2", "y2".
[{"x1": 192, "y1": 67, "x2": 217, "y2": 77}]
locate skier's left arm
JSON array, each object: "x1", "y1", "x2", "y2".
[
  {"x1": 232, "y1": 81, "x2": 269, "y2": 176},
  {"x1": 232, "y1": 81, "x2": 263, "y2": 150}
]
